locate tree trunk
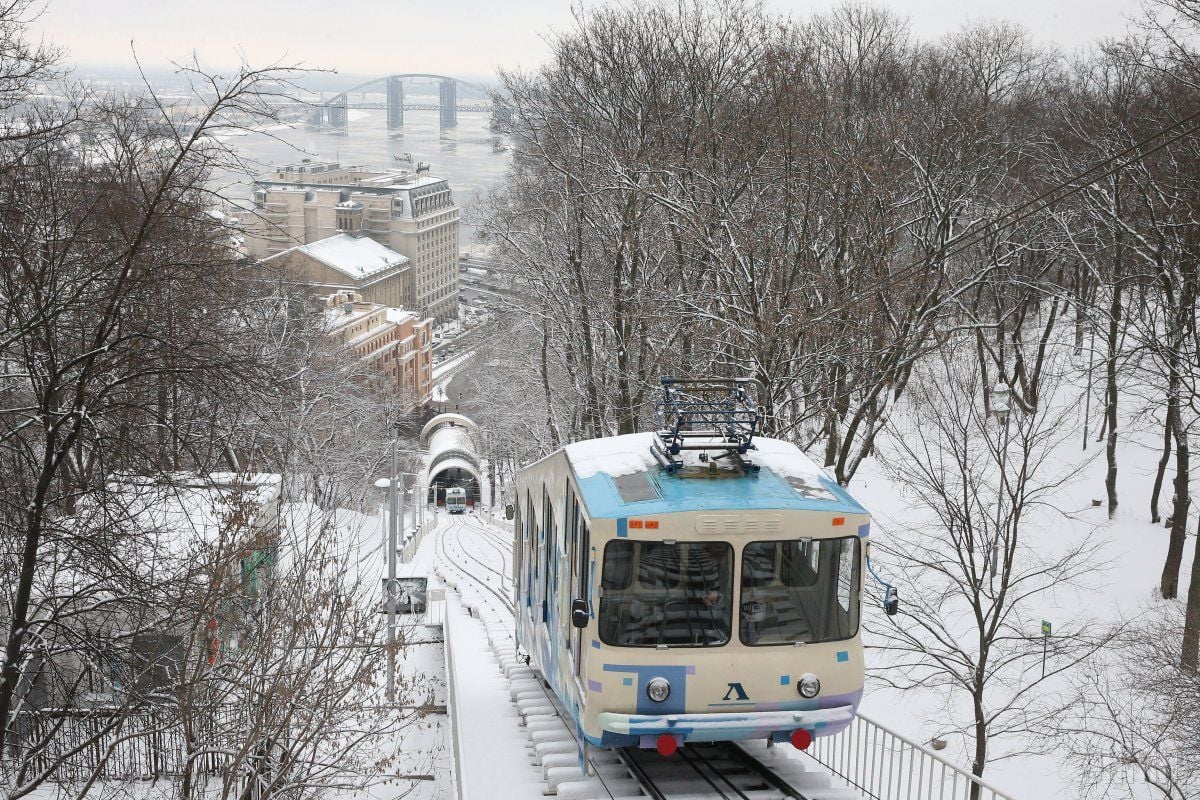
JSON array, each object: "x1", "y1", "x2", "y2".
[
  {"x1": 1182, "y1": 513, "x2": 1200, "y2": 670},
  {"x1": 539, "y1": 323, "x2": 560, "y2": 449},
  {"x1": 1161, "y1": 409, "x2": 1189, "y2": 599},
  {"x1": 1150, "y1": 407, "x2": 1173, "y2": 524},
  {"x1": 1104, "y1": 281, "x2": 1120, "y2": 518},
  {"x1": 970, "y1": 684, "x2": 987, "y2": 800},
  {"x1": 0, "y1": 479, "x2": 50, "y2": 761},
  {"x1": 1073, "y1": 262, "x2": 1086, "y2": 355}
]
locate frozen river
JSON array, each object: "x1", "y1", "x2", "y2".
[{"x1": 216, "y1": 107, "x2": 511, "y2": 248}]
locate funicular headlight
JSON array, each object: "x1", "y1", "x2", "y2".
[
  {"x1": 797, "y1": 673, "x2": 821, "y2": 699},
  {"x1": 646, "y1": 676, "x2": 671, "y2": 703}
]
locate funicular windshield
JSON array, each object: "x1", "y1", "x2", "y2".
[
  {"x1": 739, "y1": 537, "x2": 860, "y2": 645},
  {"x1": 598, "y1": 541, "x2": 733, "y2": 647},
  {"x1": 597, "y1": 536, "x2": 860, "y2": 648}
]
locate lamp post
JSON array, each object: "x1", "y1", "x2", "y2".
[
  {"x1": 385, "y1": 421, "x2": 403, "y2": 702},
  {"x1": 375, "y1": 433, "x2": 425, "y2": 704},
  {"x1": 989, "y1": 384, "x2": 1012, "y2": 589}
]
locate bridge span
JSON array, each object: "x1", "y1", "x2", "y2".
[{"x1": 310, "y1": 73, "x2": 510, "y2": 130}]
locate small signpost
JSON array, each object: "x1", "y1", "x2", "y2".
[{"x1": 1041, "y1": 619, "x2": 1052, "y2": 678}]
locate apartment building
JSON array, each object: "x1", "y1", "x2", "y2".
[
  {"x1": 324, "y1": 292, "x2": 434, "y2": 409},
  {"x1": 258, "y1": 233, "x2": 412, "y2": 309},
  {"x1": 242, "y1": 160, "x2": 459, "y2": 322}
]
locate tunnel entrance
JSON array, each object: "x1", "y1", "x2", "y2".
[
  {"x1": 421, "y1": 412, "x2": 485, "y2": 508},
  {"x1": 429, "y1": 466, "x2": 481, "y2": 507}
]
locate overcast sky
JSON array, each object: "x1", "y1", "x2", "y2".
[{"x1": 31, "y1": 0, "x2": 1146, "y2": 79}]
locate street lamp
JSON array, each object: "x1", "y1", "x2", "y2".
[
  {"x1": 385, "y1": 421, "x2": 403, "y2": 703},
  {"x1": 989, "y1": 384, "x2": 1012, "y2": 587},
  {"x1": 375, "y1": 422, "x2": 429, "y2": 704}
]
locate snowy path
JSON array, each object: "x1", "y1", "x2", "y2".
[
  {"x1": 444, "y1": 595, "x2": 546, "y2": 799},
  {"x1": 434, "y1": 516, "x2": 552, "y2": 798}
]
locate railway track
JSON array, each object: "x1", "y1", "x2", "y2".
[
  {"x1": 619, "y1": 743, "x2": 809, "y2": 800},
  {"x1": 456, "y1": 513, "x2": 511, "y2": 563},
  {"x1": 435, "y1": 517, "x2": 514, "y2": 615}
]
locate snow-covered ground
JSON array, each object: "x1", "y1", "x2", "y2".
[{"x1": 849, "y1": 342, "x2": 1194, "y2": 800}]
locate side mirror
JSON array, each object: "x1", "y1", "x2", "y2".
[
  {"x1": 884, "y1": 590, "x2": 900, "y2": 617},
  {"x1": 571, "y1": 598, "x2": 589, "y2": 629}
]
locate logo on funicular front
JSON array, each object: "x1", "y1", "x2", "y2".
[{"x1": 723, "y1": 682, "x2": 750, "y2": 701}]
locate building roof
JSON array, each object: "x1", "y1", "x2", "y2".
[
  {"x1": 323, "y1": 300, "x2": 386, "y2": 334},
  {"x1": 386, "y1": 307, "x2": 420, "y2": 325},
  {"x1": 563, "y1": 433, "x2": 867, "y2": 519},
  {"x1": 282, "y1": 233, "x2": 409, "y2": 281},
  {"x1": 255, "y1": 173, "x2": 455, "y2": 220},
  {"x1": 107, "y1": 473, "x2": 283, "y2": 556}
]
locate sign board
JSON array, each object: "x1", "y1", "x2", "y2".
[
  {"x1": 382, "y1": 576, "x2": 428, "y2": 615},
  {"x1": 1041, "y1": 620, "x2": 1052, "y2": 637}
]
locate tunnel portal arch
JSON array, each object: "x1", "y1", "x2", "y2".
[{"x1": 423, "y1": 412, "x2": 484, "y2": 506}]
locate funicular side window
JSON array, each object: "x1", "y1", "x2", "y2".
[
  {"x1": 598, "y1": 540, "x2": 732, "y2": 647},
  {"x1": 528, "y1": 490, "x2": 539, "y2": 611},
  {"x1": 542, "y1": 489, "x2": 556, "y2": 623},
  {"x1": 513, "y1": 497, "x2": 523, "y2": 603}
]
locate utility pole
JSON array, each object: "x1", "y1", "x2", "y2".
[
  {"x1": 386, "y1": 423, "x2": 400, "y2": 703},
  {"x1": 398, "y1": 472, "x2": 407, "y2": 548},
  {"x1": 990, "y1": 385, "x2": 1012, "y2": 592}
]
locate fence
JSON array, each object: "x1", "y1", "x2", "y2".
[
  {"x1": 7, "y1": 704, "x2": 247, "y2": 783},
  {"x1": 401, "y1": 515, "x2": 433, "y2": 562},
  {"x1": 805, "y1": 712, "x2": 1017, "y2": 800}
]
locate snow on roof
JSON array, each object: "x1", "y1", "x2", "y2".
[
  {"x1": 565, "y1": 432, "x2": 660, "y2": 479},
  {"x1": 428, "y1": 425, "x2": 478, "y2": 465},
  {"x1": 386, "y1": 307, "x2": 419, "y2": 324},
  {"x1": 323, "y1": 301, "x2": 385, "y2": 332},
  {"x1": 431, "y1": 456, "x2": 481, "y2": 480},
  {"x1": 104, "y1": 473, "x2": 282, "y2": 558},
  {"x1": 292, "y1": 233, "x2": 409, "y2": 281},
  {"x1": 747, "y1": 437, "x2": 831, "y2": 479},
  {"x1": 562, "y1": 433, "x2": 864, "y2": 517}
]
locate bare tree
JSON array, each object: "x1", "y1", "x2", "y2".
[
  {"x1": 869, "y1": 343, "x2": 1107, "y2": 794},
  {"x1": 1057, "y1": 608, "x2": 1200, "y2": 800}
]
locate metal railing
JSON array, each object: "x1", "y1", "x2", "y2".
[
  {"x1": 6, "y1": 704, "x2": 246, "y2": 782},
  {"x1": 805, "y1": 712, "x2": 1017, "y2": 800}
]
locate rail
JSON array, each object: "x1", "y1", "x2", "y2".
[{"x1": 805, "y1": 712, "x2": 1016, "y2": 800}]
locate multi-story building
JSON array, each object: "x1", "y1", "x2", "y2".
[
  {"x1": 242, "y1": 160, "x2": 460, "y2": 322},
  {"x1": 258, "y1": 233, "x2": 412, "y2": 309},
  {"x1": 324, "y1": 292, "x2": 434, "y2": 409}
]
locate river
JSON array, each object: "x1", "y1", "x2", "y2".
[{"x1": 218, "y1": 107, "x2": 511, "y2": 248}]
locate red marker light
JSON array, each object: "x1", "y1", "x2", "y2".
[
  {"x1": 832, "y1": 517, "x2": 845, "y2": 526},
  {"x1": 629, "y1": 520, "x2": 644, "y2": 529},
  {"x1": 656, "y1": 734, "x2": 678, "y2": 756},
  {"x1": 791, "y1": 729, "x2": 813, "y2": 750},
  {"x1": 645, "y1": 520, "x2": 659, "y2": 529}
]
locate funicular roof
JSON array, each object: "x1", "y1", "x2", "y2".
[{"x1": 563, "y1": 433, "x2": 866, "y2": 519}]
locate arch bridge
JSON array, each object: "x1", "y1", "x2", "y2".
[{"x1": 314, "y1": 73, "x2": 509, "y2": 130}]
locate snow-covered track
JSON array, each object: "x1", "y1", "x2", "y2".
[
  {"x1": 617, "y1": 742, "x2": 817, "y2": 800},
  {"x1": 437, "y1": 517, "x2": 514, "y2": 614},
  {"x1": 454, "y1": 514, "x2": 512, "y2": 565}
]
